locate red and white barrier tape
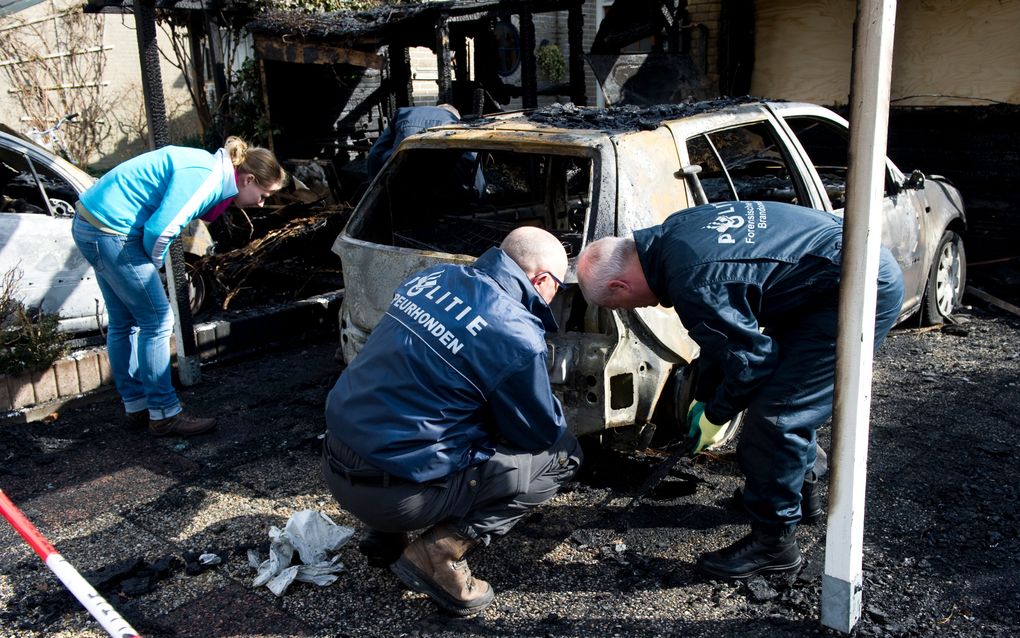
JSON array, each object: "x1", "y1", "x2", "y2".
[{"x1": 0, "y1": 488, "x2": 141, "y2": 638}]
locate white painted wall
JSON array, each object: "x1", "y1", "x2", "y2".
[{"x1": 0, "y1": 0, "x2": 199, "y2": 168}]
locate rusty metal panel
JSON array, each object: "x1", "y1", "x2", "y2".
[
  {"x1": 332, "y1": 236, "x2": 474, "y2": 349},
  {"x1": 613, "y1": 127, "x2": 687, "y2": 228}
]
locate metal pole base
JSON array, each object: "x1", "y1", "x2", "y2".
[{"x1": 821, "y1": 572, "x2": 863, "y2": 633}]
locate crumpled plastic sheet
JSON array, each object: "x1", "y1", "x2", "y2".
[{"x1": 248, "y1": 509, "x2": 354, "y2": 596}]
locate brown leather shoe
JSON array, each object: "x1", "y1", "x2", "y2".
[
  {"x1": 390, "y1": 523, "x2": 493, "y2": 616},
  {"x1": 126, "y1": 410, "x2": 149, "y2": 429},
  {"x1": 149, "y1": 411, "x2": 216, "y2": 437}
]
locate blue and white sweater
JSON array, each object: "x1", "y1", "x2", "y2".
[{"x1": 79, "y1": 146, "x2": 237, "y2": 266}]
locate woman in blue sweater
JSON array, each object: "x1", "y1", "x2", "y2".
[{"x1": 72, "y1": 137, "x2": 286, "y2": 437}]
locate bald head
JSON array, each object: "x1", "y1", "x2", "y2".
[{"x1": 501, "y1": 227, "x2": 568, "y2": 304}]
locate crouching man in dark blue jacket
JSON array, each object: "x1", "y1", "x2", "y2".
[
  {"x1": 576, "y1": 201, "x2": 904, "y2": 581},
  {"x1": 322, "y1": 226, "x2": 582, "y2": 616}
]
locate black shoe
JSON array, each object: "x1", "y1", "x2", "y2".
[
  {"x1": 358, "y1": 529, "x2": 409, "y2": 568},
  {"x1": 697, "y1": 527, "x2": 802, "y2": 580},
  {"x1": 732, "y1": 481, "x2": 825, "y2": 525},
  {"x1": 799, "y1": 479, "x2": 824, "y2": 525}
]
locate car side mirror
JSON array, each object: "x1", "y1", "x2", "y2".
[{"x1": 904, "y1": 169, "x2": 926, "y2": 191}]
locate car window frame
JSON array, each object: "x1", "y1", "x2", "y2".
[{"x1": 676, "y1": 117, "x2": 817, "y2": 209}]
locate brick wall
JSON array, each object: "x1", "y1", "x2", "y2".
[
  {"x1": 685, "y1": 0, "x2": 721, "y2": 90},
  {"x1": 410, "y1": 46, "x2": 440, "y2": 106}
]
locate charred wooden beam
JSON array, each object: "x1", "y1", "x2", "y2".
[
  {"x1": 567, "y1": 3, "x2": 586, "y2": 106},
  {"x1": 519, "y1": 11, "x2": 537, "y2": 109},
  {"x1": 187, "y1": 13, "x2": 209, "y2": 136},
  {"x1": 388, "y1": 44, "x2": 412, "y2": 111},
  {"x1": 435, "y1": 17, "x2": 453, "y2": 105},
  {"x1": 258, "y1": 59, "x2": 274, "y2": 153},
  {"x1": 206, "y1": 15, "x2": 230, "y2": 122},
  {"x1": 254, "y1": 35, "x2": 382, "y2": 68}
]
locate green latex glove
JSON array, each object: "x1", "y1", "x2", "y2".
[{"x1": 685, "y1": 400, "x2": 730, "y2": 455}]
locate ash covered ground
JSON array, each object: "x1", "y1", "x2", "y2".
[{"x1": 0, "y1": 300, "x2": 1018, "y2": 637}]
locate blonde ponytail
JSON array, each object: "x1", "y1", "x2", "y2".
[
  {"x1": 223, "y1": 136, "x2": 287, "y2": 188},
  {"x1": 224, "y1": 136, "x2": 249, "y2": 166}
]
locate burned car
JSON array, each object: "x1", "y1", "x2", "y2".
[
  {"x1": 0, "y1": 128, "x2": 102, "y2": 333},
  {"x1": 332, "y1": 99, "x2": 967, "y2": 443},
  {"x1": 0, "y1": 128, "x2": 210, "y2": 333}
]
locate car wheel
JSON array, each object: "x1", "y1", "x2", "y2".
[
  {"x1": 922, "y1": 230, "x2": 966, "y2": 325},
  {"x1": 655, "y1": 363, "x2": 744, "y2": 450},
  {"x1": 159, "y1": 260, "x2": 208, "y2": 316},
  {"x1": 185, "y1": 260, "x2": 207, "y2": 315}
]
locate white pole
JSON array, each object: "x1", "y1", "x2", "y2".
[
  {"x1": 822, "y1": 0, "x2": 897, "y2": 633},
  {"x1": 165, "y1": 250, "x2": 201, "y2": 385}
]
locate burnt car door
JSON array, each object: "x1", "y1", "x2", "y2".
[
  {"x1": 769, "y1": 106, "x2": 929, "y2": 314},
  {"x1": 669, "y1": 115, "x2": 820, "y2": 210}
]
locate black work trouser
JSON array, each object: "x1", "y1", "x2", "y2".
[{"x1": 322, "y1": 432, "x2": 583, "y2": 545}]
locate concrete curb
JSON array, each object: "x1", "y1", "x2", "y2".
[{"x1": 1, "y1": 290, "x2": 342, "y2": 424}]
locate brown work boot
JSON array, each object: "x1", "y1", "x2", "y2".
[
  {"x1": 126, "y1": 410, "x2": 149, "y2": 429},
  {"x1": 390, "y1": 523, "x2": 493, "y2": 616},
  {"x1": 149, "y1": 411, "x2": 216, "y2": 437}
]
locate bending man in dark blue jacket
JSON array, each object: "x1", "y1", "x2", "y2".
[
  {"x1": 366, "y1": 103, "x2": 485, "y2": 201},
  {"x1": 576, "y1": 201, "x2": 904, "y2": 580},
  {"x1": 323, "y1": 226, "x2": 582, "y2": 616}
]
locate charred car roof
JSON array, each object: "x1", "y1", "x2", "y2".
[{"x1": 457, "y1": 96, "x2": 769, "y2": 133}]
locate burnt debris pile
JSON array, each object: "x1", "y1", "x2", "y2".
[
  {"x1": 525, "y1": 96, "x2": 762, "y2": 131},
  {"x1": 191, "y1": 163, "x2": 350, "y2": 315}
]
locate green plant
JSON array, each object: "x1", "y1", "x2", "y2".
[
  {"x1": 536, "y1": 43, "x2": 566, "y2": 83},
  {"x1": 0, "y1": 269, "x2": 69, "y2": 376}
]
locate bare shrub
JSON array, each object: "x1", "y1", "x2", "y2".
[{"x1": 0, "y1": 1, "x2": 115, "y2": 165}]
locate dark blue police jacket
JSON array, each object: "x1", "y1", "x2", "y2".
[
  {"x1": 366, "y1": 106, "x2": 485, "y2": 202},
  {"x1": 367, "y1": 106, "x2": 458, "y2": 178},
  {"x1": 634, "y1": 201, "x2": 849, "y2": 425},
  {"x1": 325, "y1": 248, "x2": 566, "y2": 482}
]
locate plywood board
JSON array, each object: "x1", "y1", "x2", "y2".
[{"x1": 752, "y1": 0, "x2": 1020, "y2": 106}]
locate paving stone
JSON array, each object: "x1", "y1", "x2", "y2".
[
  {"x1": 53, "y1": 358, "x2": 81, "y2": 397},
  {"x1": 8, "y1": 371, "x2": 36, "y2": 410},
  {"x1": 31, "y1": 368, "x2": 59, "y2": 404},
  {"x1": 75, "y1": 352, "x2": 102, "y2": 393}
]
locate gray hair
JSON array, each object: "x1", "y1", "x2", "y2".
[
  {"x1": 500, "y1": 226, "x2": 567, "y2": 276},
  {"x1": 576, "y1": 236, "x2": 637, "y2": 306}
]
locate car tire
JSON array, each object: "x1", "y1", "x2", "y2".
[
  {"x1": 655, "y1": 363, "x2": 744, "y2": 450},
  {"x1": 921, "y1": 230, "x2": 966, "y2": 325},
  {"x1": 159, "y1": 260, "x2": 208, "y2": 316},
  {"x1": 184, "y1": 260, "x2": 208, "y2": 316}
]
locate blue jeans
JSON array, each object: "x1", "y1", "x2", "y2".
[
  {"x1": 738, "y1": 247, "x2": 905, "y2": 532},
  {"x1": 72, "y1": 215, "x2": 181, "y2": 420}
]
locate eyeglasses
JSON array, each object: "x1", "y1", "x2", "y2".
[{"x1": 537, "y1": 271, "x2": 569, "y2": 291}]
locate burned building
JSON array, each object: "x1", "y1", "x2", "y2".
[{"x1": 245, "y1": 0, "x2": 589, "y2": 186}]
